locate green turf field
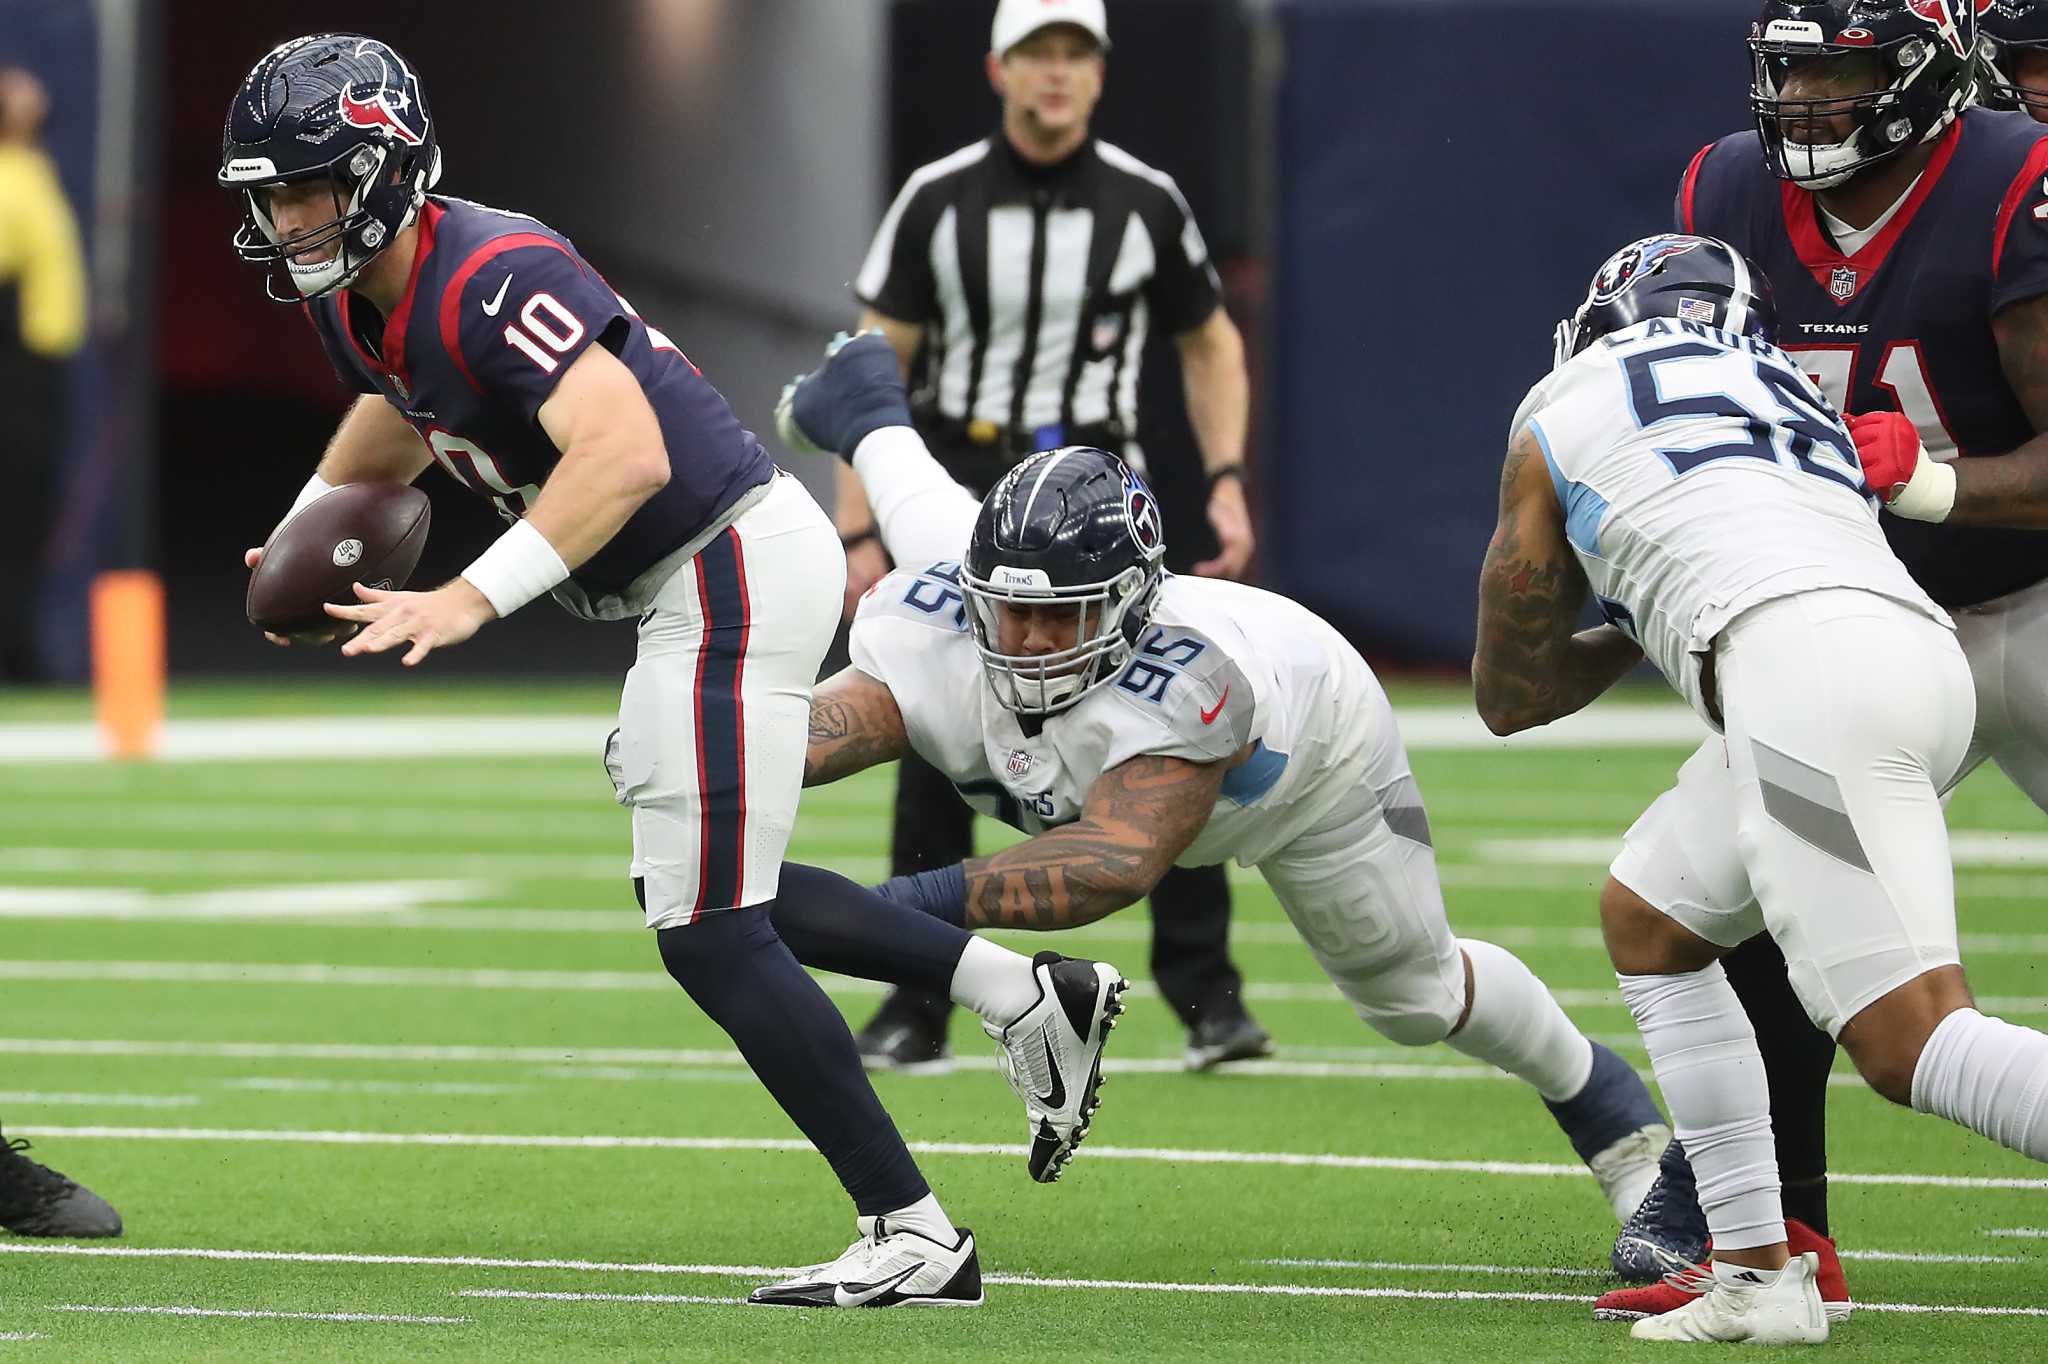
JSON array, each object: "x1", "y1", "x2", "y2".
[{"x1": 0, "y1": 681, "x2": 2043, "y2": 1360}]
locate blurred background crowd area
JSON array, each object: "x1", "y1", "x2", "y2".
[{"x1": 0, "y1": 0, "x2": 1757, "y2": 684}]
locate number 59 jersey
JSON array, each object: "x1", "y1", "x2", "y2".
[
  {"x1": 849, "y1": 565, "x2": 1397, "y2": 869},
  {"x1": 1516, "y1": 318, "x2": 1948, "y2": 724},
  {"x1": 302, "y1": 196, "x2": 772, "y2": 615}
]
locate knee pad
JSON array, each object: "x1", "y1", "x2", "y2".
[{"x1": 1357, "y1": 1007, "x2": 1456, "y2": 1048}]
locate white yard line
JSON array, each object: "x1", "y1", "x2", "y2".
[
  {"x1": 0, "y1": 882, "x2": 491, "y2": 922},
  {"x1": 0, "y1": 1091, "x2": 197, "y2": 1109},
  {"x1": 459, "y1": 1289, "x2": 734, "y2": 1305},
  {"x1": 0, "y1": 706, "x2": 1709, "y2": 767},
  {"x1": 1479, "y1": 833, "x2": 2048, "y2": 870},
  {"x1": 0, "y1": 959, "x2": 1336, "y2": 1005},
  {"x1": 1838, "y1": 1250, "x2": 2029, "y2": 1265},
  {"x1": 10, "y1": 1244, "x2": 2041, "y2": 1318},
  {"x1": 0, "y1": 1333, "x2": 49, "y2": 1341},
  {"x1": 219, "y1": 1078, "x2": 525, "y2": 1097},
  {"x1": 13, "y1": 1124, "x2": 2044, "y2": 1191},
  {"x1": 13, "y1": 960, "x2": 2047, "y2": 1017},
  {"x1": 47, "y1": 1304, "x2": 466, "y2": 1325},
  {"x1": 1255, "y1": 1258, "x2": 1607, "y2": 1278},
  {"x1": 1987, "y1": 1228, "x2": 2048, "y2": 1239}
]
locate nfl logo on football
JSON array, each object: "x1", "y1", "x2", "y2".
[{"x1": 1830, "y1": 265, "x2": 1858, "y2": 302}]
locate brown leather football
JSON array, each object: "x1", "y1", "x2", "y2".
[{"x1": 246, "y1": 483, "x2": 431, "y2": 636}]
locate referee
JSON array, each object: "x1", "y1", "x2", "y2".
[{"x1": 837, "y1": 0, "x2": 1270, "y2": 1072}]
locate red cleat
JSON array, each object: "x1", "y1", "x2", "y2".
[{"x1": 1592, "y1": 1220, "x2": 1850, "y2": 1325}]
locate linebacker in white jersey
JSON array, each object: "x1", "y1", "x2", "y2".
[
  {"x1": 779, "y1": 331, "x2": 1673, "y2": 1228},
  {"x1": 1477, "y1": 235, "x2": 2048, "y2": 1346}
]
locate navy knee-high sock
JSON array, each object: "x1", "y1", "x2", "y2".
[
  {"x1": 768, "y1": 863, "x2": 969, "y2": 995},
  {"x1": 655, "y1": 902, "x2": 928, "y2": 1217}
]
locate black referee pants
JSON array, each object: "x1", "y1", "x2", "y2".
[{"x1": 0, "y1": 350, "x2": 58, "y2": 684}]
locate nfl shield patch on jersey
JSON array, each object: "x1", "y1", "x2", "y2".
[{"x1": 1829, "y1": 265, "x2": 1858, "y2": 301}]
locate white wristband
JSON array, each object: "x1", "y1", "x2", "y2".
[
  {"x1": 284, "y1": 472, "x2": 336, "y2": 525},
  {"x1": 1890, "y1": 456, "x2": 1958, "y2": 524},
  {"x1": 460, "y1": 519, "x2": 570, "y2": 619}
]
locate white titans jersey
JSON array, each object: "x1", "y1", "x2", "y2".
[
  {"x1": 850, "y1": 566, "x2": 1391, "y2": 868},
  {"x1": 1515, "y1": 317, "x2": 1947, "y2": 721}
]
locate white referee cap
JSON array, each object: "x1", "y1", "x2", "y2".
[{"x1": 992, "y1": 0, "x2": 1111, "y2": 56}]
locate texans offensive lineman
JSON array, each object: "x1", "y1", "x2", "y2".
[{"x1": 221, "y1": 33, "x2": 1132, "y2": 1308}]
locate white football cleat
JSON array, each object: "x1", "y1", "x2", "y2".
[
  {"x1": 986, "y1": 951, "x2": 1128, "y2": 1183},
  {"x1": 747, "y1": 1218, "x2": 982, "y2": 1308},
  {"x1": 1628, "y1": 1252, "x2": 1828, "y2": 1344}
]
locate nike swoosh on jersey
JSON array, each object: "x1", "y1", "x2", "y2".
[
  {"x1": 1200, "y1": 686, "x2": 1231, "y2": 726},
  {"x1": 481, "y1": 274, "x2": 514, "y2": 316},
  {"x1": 1033, "y1": 1035, "x2": 1067, "y2": 1110},
  {"x1": 831, "y1": 1263, "x2": 924, "y2": 1308}
]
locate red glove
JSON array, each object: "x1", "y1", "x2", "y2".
[{"x1": 1846, "y1": 410, "x2": 1924, "y2": 502}]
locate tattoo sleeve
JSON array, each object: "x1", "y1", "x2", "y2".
[
  {"x1": 1969, "y1": 294, "x2": 2048, "y2": 527},
  {"x1": 961, "y1": 753, "x2": 1227, "y2": 932},
  {"x1": 803, "y1": 667, "x2": 910, "y2": 786},
  {"x1": 1471, "y1": 429, "x2": 1641, "y2": 735}
]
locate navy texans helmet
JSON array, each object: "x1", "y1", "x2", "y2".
[
  {"x1": 219, "y1": 34, "x2": 443, "y2": 299},
  {"x1": 1553, "y1": 235, "x2": 1779, "y2": 368},
  {"x1": 1983, "y1": 1, "x2": 2048, "y2": 116},
  {"x1": 963, "y1": 447, "x2": 1167, "y2": 716},
  {"x1": 1750, "y1": 1, "x2": 1985, "y2": 188}
]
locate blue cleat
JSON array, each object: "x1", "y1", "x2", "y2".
[
  {"x1": 1611, "y1": 1136, "x2": 1710, "y2": 1284},
  {"x1": 774, "y1": 331, "x2": 913, "y2": 462},
  {"x1": 1543, "y1": 1041, "x2": 1671, "y2": 1222}
]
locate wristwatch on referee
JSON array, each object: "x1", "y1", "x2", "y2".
[{"x1": 1206, "y1": 464, "x2": 1246, "y2": 494}]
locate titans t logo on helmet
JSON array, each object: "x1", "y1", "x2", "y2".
[
  {"x1": 1121, "y1": 466, "x2": 1164, "y2": 555},
  {"x1": 1591, "y1": 237, "x2": 1704, "y2": 306}
]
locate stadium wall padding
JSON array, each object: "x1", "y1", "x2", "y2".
[{"x1": 1266, "y1": 0, "x2": 1760, "y2": 664}]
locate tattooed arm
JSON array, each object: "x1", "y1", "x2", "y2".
[
  {"x1": 1472, "y1": 427, "x2": 1641, "y2": 736},
  {"x1": 804, "y1": 666, "x2": 911, "y2": 786},
  {"x1": 1961, "y1": 292, "x2": 2048, "y2": 527},
  {"x1": 961, "y1": 753, "x2": 1228, "y2": 932}
]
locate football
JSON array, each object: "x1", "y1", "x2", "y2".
[{"x1": 245, "y1": 483, "x2": 432, "y2": 636}]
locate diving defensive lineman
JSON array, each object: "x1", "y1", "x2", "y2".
[
  {"x1": 1595, "y1": 0, "x2": 2048, "y2": 1314},
  {"x1": 221, "y1": 34, "x2": 1134, "y2": 1308},
  {"x1": 1478, "y1": 232, "x2": 2048, "y2": 1345},
  {"x1": 779, "y1": 332, "x2": 1675, "y2": 1228}
]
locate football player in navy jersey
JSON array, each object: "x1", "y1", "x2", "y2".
[
  {"x1": 1595, "y1": 0, "x2": 2048, "y2": 1323},
  {"x1": 1985, "y1": 0, "x2": 2048, "y2": 119},
  {"x1": 220, "y1": 34, "x2": 1137, "y2": 1308}
]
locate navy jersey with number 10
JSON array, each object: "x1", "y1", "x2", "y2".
[
  {"x1": 302, "y1": 196, "x2": 773, "y2": 611},
  {"x1": 1680, "y1": 106, "x2": 2048, "y2": 608}
]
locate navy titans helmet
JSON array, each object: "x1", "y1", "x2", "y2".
[
  {"x1": 1553, "y1": 236, "x2": 1779, "y2": 367},
  {"x1": 963, "y1": 447, "x2": 1167, "y2": 716},
  {"x1": 1750, "y1": 2, "x2": 1983, "y2": 188},
  {"x1": 1984, "y1": 1, "x2": 2048, "y2": 115},
  {"x1": 219, "y1": 34, "x2": 443, "y2": 299}
]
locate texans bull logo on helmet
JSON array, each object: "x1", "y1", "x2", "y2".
[
  {"x1": 1908, "y1": 0, "x2": 1994, "y2": 57},
  {"x1": 336, "y1": 40, "x2": 426, "y2": 146}
]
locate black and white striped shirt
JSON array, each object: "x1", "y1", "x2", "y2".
[{"x1": 855, "y1": 134, "x2": 1221, "y2": 444}]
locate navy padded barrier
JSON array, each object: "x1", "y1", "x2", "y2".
[{"x1": 1269, "y1": 0, "x2": 1758, "y2": 662}]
